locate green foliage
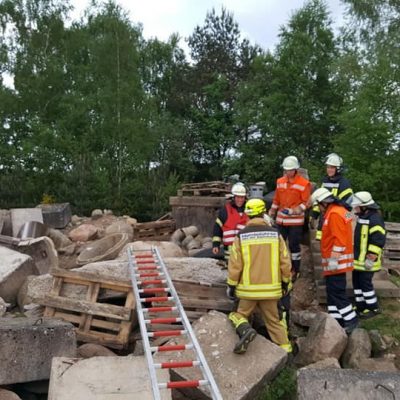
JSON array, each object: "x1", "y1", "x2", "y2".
[
  {"x1": 0, "y1": 0, "x2": 398, "y2": 221},
  {"x1": 360, "y1": 299, "x2": 400, "y2": 342},
  {"x1": 260, "y1": 366, "x2": 297, "y2": 400}
]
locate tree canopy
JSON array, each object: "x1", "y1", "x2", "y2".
[{"x1": 0, "y1": 0, "x2": 399, "y2": 221}]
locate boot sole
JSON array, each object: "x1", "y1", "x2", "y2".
[{"x1": 233, "y1": 329, "x2": 257, "y2": 354}]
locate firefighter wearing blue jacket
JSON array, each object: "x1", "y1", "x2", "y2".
[{"x1": 352, "y1": 191, "x2": 386, "y2": 319}]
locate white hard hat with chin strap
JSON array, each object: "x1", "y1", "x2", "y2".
[
  {"x1": 282, "y1": 156, "x2": 300, "y2": 170},
  {"x1": 231, "y1": 182, "x2": 247, "y2": 197},
  {"x1": 351, "y1": 191, "x2": 378, "y2": 208},
  {"x1": 311, "y1": 187, "x2": 335, "y2": 205},
  {"x1": 325, "y1": 153, "x2": 343, "y2": 172}
]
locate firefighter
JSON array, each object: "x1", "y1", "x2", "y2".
[
  {"x1": 312, "y1": 153, "x2": 353, "y2": 240},
  {"x1": 268, "y1": 156, "x2": 311, "y2": 279},
  {"x1": 212, "y1": 182, "x2": 249, "y2": 264},
  {"x1": 227, "y1": 198, "x2": 292, "y2": 354},
  {"x1": 311, "y1": 187, "x2": 358, "y2": 334},
  {"x1": 351, "y1": 191, "x2": 386, "y2": 319}
]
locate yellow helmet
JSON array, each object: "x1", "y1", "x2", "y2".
[{"x1": 245, "y1": 198, "x2": 266, "y2": 217}]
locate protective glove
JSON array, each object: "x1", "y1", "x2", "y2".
[
  {"x1": 365, "y1": 253, "x2": 377, "y2": 270},
  {"x1": 226, "y1": 285, "x2": 236, "y2": 300},
  {"x1": 268, "y1": 209, "x2": 276, "y2": 218},
  {"x1": 327, "y1": 258, "x2": 339, "y2": 271},
  {"x1": 281, "y1": 280, "x2": 293, "y2": 296}
]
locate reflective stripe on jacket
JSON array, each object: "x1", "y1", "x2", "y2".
[
  {"x1": 227, "y1": 218, "x2": 291, "y2": 300},
  {"x1": 221, "y1": 202, "x2": 249, "y2": 246},
  {"x1": 272, "y1": 174, "x2": 311, "y2": 226},
  {"x1": 354, "y1": 211, "x2": 386, "y2": 272},
  {"x1": 313, "y1": 174, "x2": 353, "y2": 240},
  {"x1": 321, "y1": 204, "x2": 354, "y2": 276}
]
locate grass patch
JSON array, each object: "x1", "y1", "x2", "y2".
[
  {"x1": 259, "y1": 366, "x2": 297, "y2": 400},
  {"x1": 359, "y1": 298, "x2": 400, "y2": 341}
]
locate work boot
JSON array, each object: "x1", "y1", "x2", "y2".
[
  {"x1": 359, "y1": 308, "x2": 381, "y2": 320},
  {"x1": 233, "y1": 323, "x2": 257, "y2": 354}
]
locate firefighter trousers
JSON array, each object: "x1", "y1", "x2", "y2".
[
  {"x1": 278, "y1": 225, "x2": 302, "y2": 273},
  {"x1": 229, "y1": 298, "x2": 289, "y2": 346}
]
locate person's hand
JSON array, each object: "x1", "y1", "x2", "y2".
[
  {"x1": 268, "y1": 209, "x2": 276, "y2": 218},
  {"x1": 212, "y1": 246, "x2": 220, "y2": 255},
  {"x1": 282, "y1": 280, "x2": 293, "y2": 296},
  {"x1": 226, "y1": 285, "x2": 236, "y2": 300},
  {"x1": 365, "y1": 253, "x2": 377, "y2": 270}
]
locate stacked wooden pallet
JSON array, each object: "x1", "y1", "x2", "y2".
[
  {"x1": 41, "y1": 268, "x2": 136, "y2": 349},
  {"x1": 177, "y1": 181, "x2": 231, "y2": 197},
  {"x1": 383, "y1": 222, "x2": 400, "y2": 272},
  {"x1": 133, "y1": 219, "x2": 176, "y2": 241}
]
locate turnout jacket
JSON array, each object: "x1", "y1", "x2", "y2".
[
  {"x1": 354, "y1": 210, "x2": 386, "y2": 272},
  {"x1": 271, "y1": 174, "x2": 311, "y2": 226},
  {"x1": 227, "y1": 218, "x2": 291, "y2": 300},
  {"x1": 212, "y1": 201, "x2": 248, "y2": 248},
  {"x1": 321, "y1": 204, "x2": 354, "y2": 277},
  {"x1": 313, "y1": 174, "x2": 353, "y2": 240}
]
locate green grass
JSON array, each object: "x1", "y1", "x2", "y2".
[
  {"x1": 359, "y1": 298, "x2": 400, "y2": 342},
  {"x1": 259, "y1": 366, "x2": 297, "y2": 400}
]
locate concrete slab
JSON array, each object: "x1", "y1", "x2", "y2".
[
  {"x1": 154, "y1": 310, "x2": 287, "y2": 400},
  {"x1": 0, "y1": 245, "x2": 38, "y2": 304},
  {"x1": 11, "y1": 208, "x2": 43, "y2": 237},
  {"x1": 48, "y1": 356, "x2": 171, "y2": 400},
  {"x1": 39, "y1": 203, "x2": 71, "y2": 228},
  {"x1": 0, "y1": 318, "x2": 76, "y2": 384},
  {"x1": 297, "y1": 368, "x2": 400, "y2": 400}
]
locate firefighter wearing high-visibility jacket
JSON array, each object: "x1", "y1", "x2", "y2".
[
  {"x1": 212, "y1": 182, "x2": 249, "y2": 264},
  {"x1": 312, "y1": 153, "x2": 353, "y2": 240},
  {"x1": 269, "y1": 156, "x2": 311, "y2": 279},
  {"x1": 226, "y1": 198, "x2": 292, "y2": 354},
  {"x1": 311, "y1": 187, "x2": 358, "y2": 334},
  {"x1": 351, "y1": 191, "x2": 386, "y2": 319}
]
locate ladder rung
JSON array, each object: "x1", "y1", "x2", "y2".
[
  {"x1": 139, "y1": 288, "x2": 169, "y2": 294},
  {"x1": 143, "y1": 306, "x2": 177, "y2": 313},
  {"x1": 145, "y1": 317, "x2": 181, "y2": 324},
  {"x1": 150, "y1": 344, "x2": 193, "y2": 352},
  {"x1": 148, "y1": 329, "x2": 186, "y2": 337},
  {"x1": 137, "y1": 260, "x2": 156, "y2": 264},
  {"x1": 138, "y1": 279, "x2": 166, "y2": 285},
  {"x1": 136, "y1": 266, "x2": 159, "y2": 270},
  {"x1": 137, "y1": 272, "x2": 163, "y2": 277},
  {"x1": 154, "y1": 360, "x2": 200, "y2": 369},
  {"x1": 158, "y1": 380, "x2": 209, "y2": 389},
  {"x1": 135, "y1": 254, "x2": 153, "y2": 258},
  {"x1": 140, "y1": 296, "x2": 173, "y2": 302}
]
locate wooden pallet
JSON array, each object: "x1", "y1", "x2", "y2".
[
  {"x1": 173, "y1": 279, "x2": 232, "y2": 320},
  {"x1": 133, "y1": 219, "x2": 176, "y2": 241},
  {"x1": 41, "y1": 268, "x2": 136, "y2": 349},
  {"x1": 178, "y1": 181, "x2": 231, "y2": 197}
]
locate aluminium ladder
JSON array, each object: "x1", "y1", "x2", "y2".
[{"x1": 127, "y1": 246, "x2": 223, "y2": 400}]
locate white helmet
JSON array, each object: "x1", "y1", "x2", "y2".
[
  {"x1": 231, "y1": 182, "x2": 247, "y2": 196},
  {"x1": 282, "y1": 156, "x2": 300, "y2": 170},
  {"x1": 311, "y1": 187, "x2": 334, "y2": 205},
  {"x1": 325, "y1": 153, "x2": 343, "y2": 168},
  {"x1": 351, "y1": 191, "x2": 375, "y2": 207}
]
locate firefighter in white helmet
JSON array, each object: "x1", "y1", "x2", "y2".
[
  {"x1": 227, "y1": 198, "x2": 292, "y2": 354},
  {"x1": 212, "y1": 182, "x2": 249, "y2": 264},
  {"x1": 311, "y1": 187, "x2": 358, "y2": 334},
  {"x1": 351, "y1": 191, "x2": 386, "y2": 319},
  {"x1": 312, "y1": 153, "x2": 353, "y2": 240},
  {"x1": 269, "y1": 156, "x2": 311, "y2": 279}
]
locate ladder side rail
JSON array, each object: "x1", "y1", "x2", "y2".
[
  {"x1": 127, "y1": 247, "x2": 162, "y2": 400},
  {"x1": 152, "y1": 246, "x2": 223, "y2": 400}
]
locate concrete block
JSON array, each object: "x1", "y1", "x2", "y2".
[
  {"x1": 11, "y1": 208, "x2": 43, "y2": 237},
  {"x1": 154, "y1": 310, "x2": 287, "y2": 400},
  {"x1": 297, "y1": 368, "x2": 400, "y2": 400},
  {"x1": 0, "y1": 246, "x2": 38, "y2": 304},
  {"x1": 0, "y1": 318, "x2": 76, "y2": 384},
  {"x1": 39, "y1": 203, "x2": 71, "y2": 229},
  {"x1": 48, "y1": 356, "x2": 171, "y2": 400}
]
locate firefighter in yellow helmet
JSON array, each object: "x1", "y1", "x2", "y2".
[{"x1": 227, "y1": 198, "x2": 292, "y2": 354}]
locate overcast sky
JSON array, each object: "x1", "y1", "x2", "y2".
[{"x1": 70, "y1": 0, "x2": 345, "y2": 52}]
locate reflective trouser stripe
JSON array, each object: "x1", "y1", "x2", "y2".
[{"x1": 228, "y1": 313, "x2": 248, "y2": 328}]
